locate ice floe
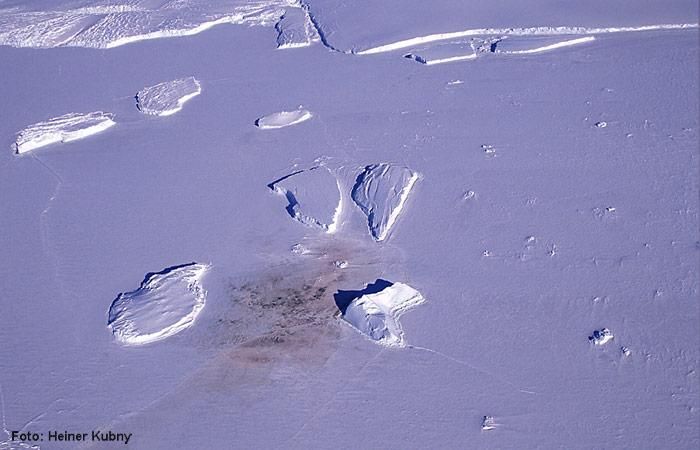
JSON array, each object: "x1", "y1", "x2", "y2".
[
  {"x1": 0, "y1": 0, "x2": 294, "y2": 49},
  {"x1": 268, "y1": 166, "x2": 342, "y2": 233},
  {"x1": 136, "y1": 77, "x2": 202, "y2": 116},
  {"x1": 589, "y1": 328, "x2": 614, "y2": 346},
  {"x1": 255, "y1": 108, "x2": 313, "y2": 129},
  {"x1": 351, "y1": 163, "x2": 420, "y2": 241},
  {"x1": 14, "y1": 112, "x2": 116, "y2": 155},
  {"x1": 107, "y1": 262, "x2": 210, "y2": 346},
  {"x1": 336, "y1": 280, "x2": 425, "y2": 348},
  {"x1": 275, "y1": 5, "x2": 319, "y2": 49}
]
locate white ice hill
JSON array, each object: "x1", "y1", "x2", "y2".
[
  {"x1": 107, "y1": 263, "x2": 210, "y2": 346},
  {"x1": 351, "y1": 163, "x2": 420, "y2": 242},
  {"x1": 136, "y1": 77, "x2": 202, "y2": 117},
  {"x1": 255, "y1": 108, "x2": 313, "y2": 129},
  {"x1": 14, "y1": 112, "x2": 116, "y2": 154}
]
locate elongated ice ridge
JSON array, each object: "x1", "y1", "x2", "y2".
[
  {"x1": 136, "y1": 77, "x2": 202, "y2": 116},
  {"x1": 256, "y1": 108, "x2": 313, "y2": 129},
  {"x1": 107, "y1": 263, "x2": 210, "y2": 346},
  {"x1": 340, "y1": 282, "x2": 425, "y2": 348},
  {"x1": 356, "y1": 23, "x2": 698, "y2": 55},
  {"x1": 351, "y1": 163, "x2": 420, "y2": 241},
  {"x1": 496, "y1": 36, "x2": 596, "y2": 54},
  {"x1": 275, "y1": 5, "x2": 320, "y2": 49},
  {"x1": 14, "y1": 112, "x2": 116, "y2": 154}
]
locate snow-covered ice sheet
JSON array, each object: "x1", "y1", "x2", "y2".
[
  {"x1": 136, "y1": 76, "x2": 201, "y2": 116},
  {"x1": 339, "y1": 280, "x2": 425, "y2": 347},
  {"x1": 14, "y1": 112, "x2": 115, "y2": 154},
  {"x1": 255, "y1": 108, "x2": 313, "y2": 129},
  {"x1": 107, "y1": 263, "x2": 210, "y2": 346},
  {"x1": 274, "y1": 5, "x2": 319, "y2": 49},
  {"x1": 495, "y1": 36, "x2": 596, "y2": 55},
  {"x1": 352, "y1": 163, "x2": 420, "y2": 241},
  {"x1": 267, "y1": 165, "x2": 342, "y2": 233}
]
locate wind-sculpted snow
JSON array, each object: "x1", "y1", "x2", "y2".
[
  {"x1": 336, "y1": 280, "x2": 425, "y2": 348},
  {"x1": 107, "y1": 263, "x2": 210, "y2": 346},
  {"x1": 351, "y1": 163, "x2": 420, "y2": 242},
  {"x1": 255, "y1": 108, "x2": 313, "y2": 129},
  {"x1": 0, "y1": 0, "x2": 297, "y2": 49},
  {"x1": 14, "y1": 112, "x2": 116, "y2": 155},
  {"x1": 495, "y1": 36, "x2": 596, "y2": 55},
  {"x1": 274, "y1": 6, "x2": 319, "y2": 49},
  {"x1": 136, "y1": 77, "x2": 201, "y2": 116},
  {"x1": 267, "y1": 166, "x2": 342, "y2": 233},
  {"x1": 404, "y1": 42, "x2": 477, "y2": 65}
]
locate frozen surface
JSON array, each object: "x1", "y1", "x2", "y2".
[
  {"x1": 136, "y1": 77, "x2": 201, "y2": 116},
  {"x1": 495, "y1": 36, "x2": 596, "y2": 55},
  {"x1": 339, "y1": 280, "x2": 425, "y2": 347},
  {"x1": 589, "y1": 328, "x2": 614, "y2": 346},
  {"x1": 267, "y1": 165, "x2": 342, "y2": 232},
  {"x1": 107, "y1": 263, "x2": 210, "y2": 346},
  {"x1": 14, "y1": 112, "x2": 115, "y2": 154},
  {"x1": 0, "y1": 1, "x2": 698, "y2": 449},
  {"x1": 255, "y1": 108, "x2": 313, "y2": 129},
  {"x1": 274, "y1": 5, "x2": 319, "y2": 49},
  {"x1": 352, "y1": 163, "x2": 420, "y2": 241}
]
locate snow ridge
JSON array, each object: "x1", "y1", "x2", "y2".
[{"x1": 14, "y1": 112, "x2": 116, "y2": 154}]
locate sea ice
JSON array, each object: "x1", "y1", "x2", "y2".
[
  {"x1": 268, "y1": 166, "x2": 342, "y2": 233},
  {"x1": 589, "y1": 328, "x2": 614, "y2": 346},
  {"x1": 275, "y1": 6, "x2": 319, "y2": 49},
  {"x1": 107, "y1": 262, "x2": 210, "y2": 346},
  {"x1": 14, "y1": 112, "x2": 116, "y2": 154},
  {"x1": 338, "y1": 281, "x2": 425, "y2": 348},
  {"x1": 136, "y1": 77, "x2": 202, "y2": 116},
  {"x1": 403, "y1": 42, "x2": 477, "y2": 65},
  {"x1": 351, "y1": 163, "x2": 420, "y2": 241},
  {"x1": 255, "y1": 108, "x2": 313, "y2": 129},
  {"x1": 495, "y1": 35, "x2": 596, "y2": 55}
]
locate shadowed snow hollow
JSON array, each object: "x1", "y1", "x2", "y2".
[
  {"x1": 14, "y1": 112, "x2": 115, "y2": 154},
  {"x1": 255, "y1": 108, "x2": 313, "y2": 129},
  {"x1": 107, "y1": 263, "x2": 210, "y2": 346},
  {"x1": 136, "y1": 77, "x2": 202, "y2": 116},
  {"x1": 338, "y1": 280, "x2": 425, "y2": 347},
  {"x1": 268, "y1": 166, "x2": 342, "y2": 233},
  {"x1": 351, "y1": 163, "x2": 420, "y2": 241}
]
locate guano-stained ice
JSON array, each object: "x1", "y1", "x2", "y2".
[
  {"x1": 107, "y1": 263, "x2": 210, "y2": 346},
  {"x1": 255, "y1": 108, "x2": 313, "y2": 129},
  {"x1": 14, "y1": 112, "x2": 116, "y2": 154},
  {"x1": 136, "y1": 77, "x2": 202, "y2": 117},
  {"x1": 341, "y1": 282, "x2": 425, "y2": 348},
  {"x1": 351, "y1": 163, "x2": 419, "y2": 241}
]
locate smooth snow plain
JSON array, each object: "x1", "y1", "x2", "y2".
[{"x1": 0, "y1": 0, "x2": 698, "y2": 449}]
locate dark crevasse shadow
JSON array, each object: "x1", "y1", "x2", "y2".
[{"x1": 333, "y1": 278, "x2": 393, "y2": 314}]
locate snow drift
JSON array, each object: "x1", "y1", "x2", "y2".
[
  {"x1": 255, "y1": 108, "x2": 313, "y2": 129},
  {"x1": 14, "y1": 112, "x2": 116, "y2": 154},
  {"x1": 107, "y1": 262, "x2": 210, "y2": 346},
  {"x1": 136, "y1": 77, "x2": 202, "y2": 116}
]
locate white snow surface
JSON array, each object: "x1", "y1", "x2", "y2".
[
  {"x1": 268, "y1": 166, "x2": 342, "y2": 233},
  {"x1": 496, "y1": 36, "x2": 596, "y2": 55},
  {"x1": 136, "y1": 77, "x2": 202, "y2": 116},
  {"x1": 255, "y1": 108, "x2": 313, "y2": 129},
  {"x1": 275, "y1": 5, "x2": 319, "y2": 49},
  {"x1": 14, "y1": 112, "x2": 115, "y2": 154},
  {"x1": 351, "y1": 163, "x2": 420, "y2": 241},
  {"x1": 341, "y1": 282, "x2": 425, "y2": 347},
  {"x1": 107, "y1": 263, "x2": 210, "y2": 346}
]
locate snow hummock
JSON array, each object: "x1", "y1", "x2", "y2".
[
  {"x1": 275, "y1": 5, "x2": 320, "y2": 49},
  {"x1": 136, "y1": 77, "x2": 202, "y2": 117},
  {"x1": 589, "y1": 328, "x2": 614, "y2": 346},
  {"x1": 107, "y1": 262, "x2": 210, "y2": 346},
  {"x1": 339, "y1": 281, "x2": 425, "y2": 348},
  {"x1": 351, "y1": 163, "x2": 420, "y2": 241},
  {"x1": 255, "y1": 108, "x2": 313, "y2": 129},
  {"x1": 268, "y1": 166, "x2": 342, "y2": 233},
  {"x1": 14, "y1": 112, "x2": 116, "y2": 154}
]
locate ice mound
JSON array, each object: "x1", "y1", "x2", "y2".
[
  {"x1": 589, "y1": 328, "x2": 614, "y2": 346},
  {"x1": 255, "y1": 108, "x2": 313, "y2": 129},
  {"x1": 275, "y1": 6, "x2": 320, "y2": 49},
  {"x1": 108, "y1": 262, "x2": 210, "y2": 346},
  {"x1": 14, "y1": 112, "x2": 116, "y2": 154},
  {"x1": 351, "y1": 163, "x2": 420, "y2": 241},
  {"x1": 0, "y1": 1, "x2": 293, "y2": 49},
  {"x1": 136, "y1": 77, "x2": 201, "y2": 116},
  {"x1": 335, "y1": 280, "x2": 425, "y2": 348},
  {"x1": 495, "y1": 36, "x2": 595, "y2": 55},
  {"x1": 268, "y1": 166, "x2": 342, "y2": 233}
]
